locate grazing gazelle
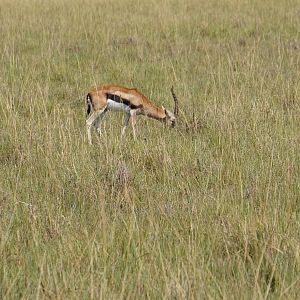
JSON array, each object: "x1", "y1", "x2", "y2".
[{"x1": 86, "y1": 84, "x2": 179, "y2": 144}]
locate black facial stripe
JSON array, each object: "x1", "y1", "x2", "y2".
[{"x1": 106, "y1": 93, "x2": 142, "y2": 109}]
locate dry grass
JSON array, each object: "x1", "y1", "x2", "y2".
[{"x1": 1, "y1": 0, "x2": 300, "y2": 298}]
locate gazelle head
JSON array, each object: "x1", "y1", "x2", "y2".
[
  {"x1": 162, "y1": 86, "x2": 179, "y2": 127},
  {"x1": 162, "y1": 107, "x2": 176, "y2": 127}
]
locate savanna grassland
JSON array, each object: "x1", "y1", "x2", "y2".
[{"x1": 1, "y1": 0, "x2": 300, "y2": 298}]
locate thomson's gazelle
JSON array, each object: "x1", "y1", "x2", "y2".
[{"x1": 86, "y1": 84, "x2": 179, "y2": 144}]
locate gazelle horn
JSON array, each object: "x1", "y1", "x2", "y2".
[{"x1": 171, "y1": 86, "x2": 179, "y2": 117}]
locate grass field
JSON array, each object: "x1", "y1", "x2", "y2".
[{"x1": 1, "y1": 0, "x2": 300, "y2": 298}]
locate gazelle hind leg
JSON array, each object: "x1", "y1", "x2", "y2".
[
  {"x1": 86, "y1": 112, "x2": 99, "y2": 145},
  {"x1": 86, "y1": 106, "x2": 107, "y2": 145},
  {"x1": 94, "y1": 109, "x2": 107, "y2": 135}
]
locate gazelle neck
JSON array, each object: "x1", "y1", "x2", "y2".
[{"x1": 143, "y1": 105, "x2": 166, "y2": 122}]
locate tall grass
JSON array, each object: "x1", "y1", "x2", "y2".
[{"x1": 1, "y1": 0, "x2": 300, "y2": 298}]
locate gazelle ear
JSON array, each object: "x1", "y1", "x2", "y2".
[
  {"x1": 164, "y1": 108, "x2": 171, "y2": 118},
  {"x1": 162, "y1": 106, "x2": 169, "y2": 117}
]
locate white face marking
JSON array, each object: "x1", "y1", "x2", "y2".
[
  {"x1": 165, "y1": 109, "x2": 176, "y2": 126},
  {"x1": 107, "y1": 99, "x2": 130, "y2": 112}
]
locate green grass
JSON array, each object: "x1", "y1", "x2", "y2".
[{"x1": 1, "y1": 0, "x2": 300, "y2": 298}]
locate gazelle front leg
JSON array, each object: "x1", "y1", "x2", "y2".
[
  {"x1": 121, "y1": 113, "x2": 131, "y2": 137},
  {"x1": 130, "y1": 109, "x2": 138, "y2": 140}
]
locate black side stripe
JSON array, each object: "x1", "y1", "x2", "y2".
[{"x1": 106, "y1": 93, "x2": 142, "y2": 109}]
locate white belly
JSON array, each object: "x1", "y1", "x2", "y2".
[{"x1": 107, "y1": 99, "x2": 130, "y2": 112}]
